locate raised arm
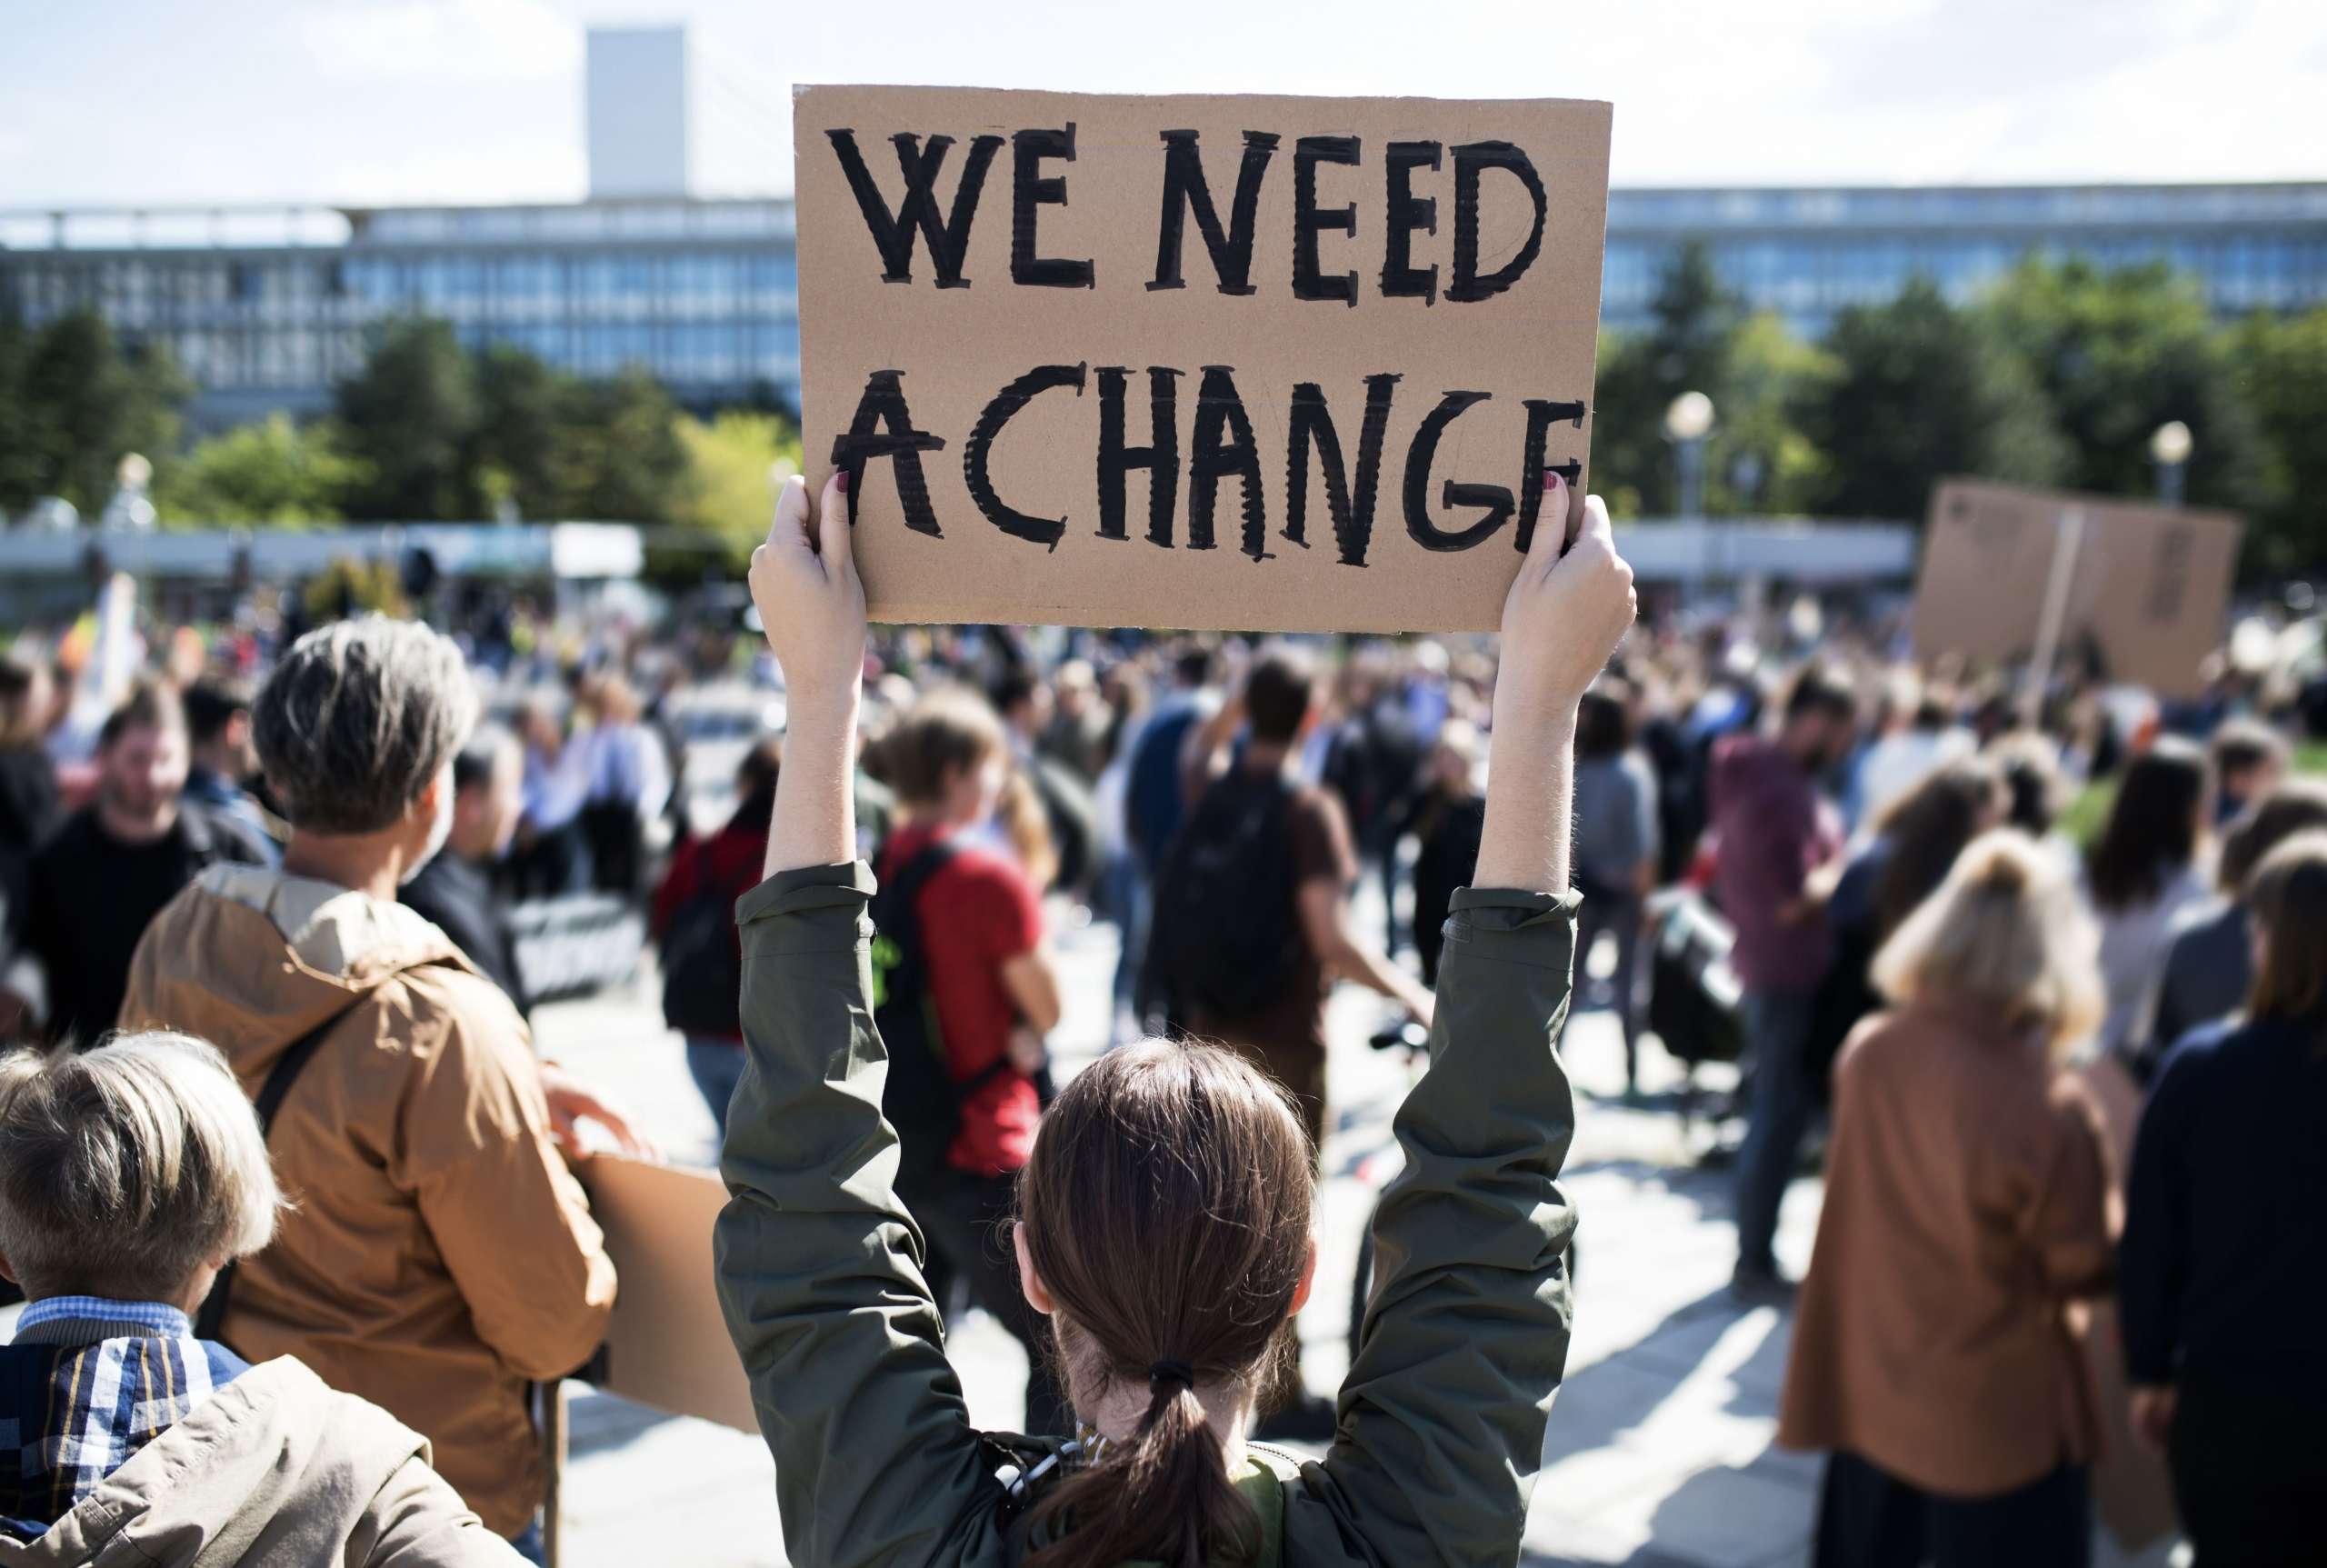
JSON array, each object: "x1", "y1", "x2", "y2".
[
  {"x1": 714, "y1": 473, "x2": 1009, "y2": 1568},
  {"x1": 1292, "y1": 476, "x2": 1635, "y2": 1566}
]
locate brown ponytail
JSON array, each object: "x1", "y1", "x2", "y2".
[{"x1": 1017, "y1": 1041, "x2": 1314, "y2": 1568}]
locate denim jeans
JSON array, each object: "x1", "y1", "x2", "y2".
[
  {"x1": 685, "y1": 1036, "x2": 746, "y2": 1134},
  {"x1": 507, "y1": 1520, "x2": 544, "y2": 1564},
  {"x1": 1733, "y1": 987, "x2": 1816, "y2": 1274}
]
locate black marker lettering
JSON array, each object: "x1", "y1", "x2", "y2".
[
  {"x1": 1293, "y1": 135, "x2": 1360, "y2": 306},
  {"x1": 964, "y1": 363, "x2": 1088, "y2": 549},
  {"x1": 1381, "y1": 142, "x2": 1441, "y2": 304},
  {"x1": 1096, "y1": 366, "x2": 1183, "y2": 546},
  {"x1": 829, "y1": 369, "x2": 948, "y2": 536},
  {"x1": 1188, "y1": 365, "x2": 1266, "y2": 557},
  {"x1": 826, "y1": 129, "x2": 1003, "y2": 288},
  {"x1": 1403, "y1": 389, "x2": 1511, "y2": 552},
  {"x1": 1448, "y1": 140, "x2": 1547, "y2": 304},
  {"x1": 1010, "y1": 125, "x2": 1095, "y2": 289},
  {"x1": 1149, "y1": 130, "x2": 1280, "y2": 295},
  {"x1": 1515, "y1": 398, "x2": 1587, "y2": 553},
  {"x1": 1285, "y1": 374, "x2": 1402, "y2": 566}
]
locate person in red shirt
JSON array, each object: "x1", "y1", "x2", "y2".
[
  {"x1": 652, "y1": 740, "x2": 781, "y2": 1125},
  {"x1": 870, "y1": 688, "x2": 1069, "y2": 1433}
]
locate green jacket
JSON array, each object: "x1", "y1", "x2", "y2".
[{"x1": 714, "y1": 862, "x2": 1581, "y2": 1568}]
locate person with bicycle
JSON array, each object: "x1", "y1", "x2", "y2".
[{"x1": 715, "y1": 464, "x2": 1633, "y2": 1568}]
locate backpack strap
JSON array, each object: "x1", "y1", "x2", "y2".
[{"x1": 193, "y1": 993, "x2": 375, "y2": 1344}]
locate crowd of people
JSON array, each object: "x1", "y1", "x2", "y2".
[{"x1": 0, "y1": 463, "x2": 2322, "y2": 1564}]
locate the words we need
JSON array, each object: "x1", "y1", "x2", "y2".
[{"x1": 794, "y1": 85, "x2": 1613, "y2": 632}]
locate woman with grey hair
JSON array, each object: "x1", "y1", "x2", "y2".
[{"x1": 0, "y1": 1031, "x2": 519, "y2": 1564}]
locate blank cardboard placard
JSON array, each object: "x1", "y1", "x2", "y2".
[
  {"x1": 794, "y1": 85, "x2": 1612, "y2": 631},
  {"x1": 1912, "y1": 479, "x2": 2242, "y2": 698},
  {"x1": 581, "y1": 1155, "x2": 756, "y2": 1433}
]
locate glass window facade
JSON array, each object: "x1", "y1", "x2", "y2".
[{"x1": 2, "y1": 186, "x2": 2315, "y2": 424}]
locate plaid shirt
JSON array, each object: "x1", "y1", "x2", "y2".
[{"x1": 0, "y1": 1296, "x2": 249, "y2": 1539}]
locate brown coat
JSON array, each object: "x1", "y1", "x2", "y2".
[
  {"x1": 1777, "y1": 996, "x2": 2115, "y2": 1497},
  {"x1": 119, "y1": 865, "x2": 616, "y2": 1538}
]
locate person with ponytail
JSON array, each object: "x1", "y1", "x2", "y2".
[{"x1": 714, "y1": 466, "x2": 1633, "y2": 1568}]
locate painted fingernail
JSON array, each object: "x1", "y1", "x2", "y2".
[
  {"x1": 1545, "y1": 469, "x2": 1564, "y2": 490},
  {"x1": 834, "y1": 470, "x2": 850, "y2": 494}
]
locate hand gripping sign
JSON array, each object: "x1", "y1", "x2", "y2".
[{"x1": 794, "y1": 85, "x2": 1612, "y2": 631}]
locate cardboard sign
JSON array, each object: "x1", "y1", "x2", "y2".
[
  {"x1": 580, "y1": 1155, "x2": 757, "y2": 1433},
  {"x1": 1912, "y1": 479, "x2": 2242, "y2": 698},
  {"x1": 794, "y1": 85, "x2": 1612, "y2": 630}
]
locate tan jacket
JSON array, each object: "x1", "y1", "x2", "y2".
[
  {"x1": 119, "y1": 865, "x2": 616, "y2": 1537},
  {"x1": 1778, "y1": 996, "x2": 2116, "y2": 1496},
  {"x1": 0, "y1": 1356, "x2": 522, "y2": 1567}
]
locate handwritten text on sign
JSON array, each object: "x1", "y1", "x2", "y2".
[{"x1": 795, "y1": 86, "x2": 1613, "y2": 630}]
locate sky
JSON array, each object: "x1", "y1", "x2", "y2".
[{"x1": 4, "y1": 0, "x2": 2325, "y2": 210}]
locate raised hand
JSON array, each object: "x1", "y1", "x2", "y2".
[
  {"x1": 1494, "y1": 471, "x2": 1636, "y2": 734},
  {"x1": 750, "y1": 470, "x2": 866, "y2": 722}
]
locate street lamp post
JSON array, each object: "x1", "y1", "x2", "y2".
[
  {"x1": 1664, "y1": 390, "x2": 1715, "y2": 520},
  {"x1": 2151, "y1": 420, "x2": 2192, "y2": 507}
]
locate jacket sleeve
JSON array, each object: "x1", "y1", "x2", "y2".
[
  {"x1": 714, "y1": 862, "x2": 1011, "y2": 1568},
  {"x1": 361, "y1": 1454, "x2": 531, "y2": 1567},
  {"x1": 2021, "y1": 1074, "x2": 2116, "y2": 1301},
  {"x1": 402, "y1": 977, "x2": 617, "y2": 1381},
  {"x1": 2119, "y1": 1038, "x2": 2204, "y2": 1384},
  {"x1": 1288, "y1": 884, "x2": 1581, "y2": 1568}
]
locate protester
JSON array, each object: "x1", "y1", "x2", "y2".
[
  {"x1": 1571, "y1": 683, "x2": 1659, "y2": 1092},
  {"x1": 651, "y1": 737, "x2": 780, "y2": 1126},
  {"x1": 2204, "y1": 715, "x2": 2286, "y2": 826},
  {"x1": 1850, "y1": 674, "x2": 1972, "y2": 828},
  {"x1": 576, "y1": 673, "x2": 669, "y2": 900},
  {"x1": 115, "y1": 616, "x2": 630, "y2": 1561},
  {"x1": 715, "y1": 467, "x2": 1631, "y2": 1568},
  {"x1": 864, "y1": 686, "x2": 1070, "y2": 1433},
  {"x1": 2141, "y1": 779, "x2": 2327, "y2": 1068},
  {"x1": 1398, "y1": 717, "x2": 1486, "y2": 989},
  {"x1": 401, "y1": 724, "x2": 531, "y2": 1014},
  {"x1": 996, "y1": 670, "x2": 1097, "y2": 895},
  {"x1": 1039, "y1": 657, "x2": 1112, "y2": 784},
  {"x1": 2121, "y1": 830, "x2": 2327, "y2": 1568},
  {"x1": 1812, "y1": 756, "x2": 2012, "y2": 1104},
  {"x1": 0, "y1": 657, "x2": 60, "y2": 1039},
  {"x1": 181, "y1": 675, "x2": 280, "y2": 865},
  {"x1": 2083, "y1": 737, "x2": 2213, "y2": 1062},
  {"x1": 1780, "y1": 831, "x2": 2112, "y2": 1568},
  {"x1": 512, "y1": 698, "x2": 590, "y2": 898},
  {"x1": 0, "y1": 1032, "x2": 522, "y2": 1563},
  {"x1": 1156, "y1": 646, "x2": 1434, "y2": 1159},
  {"x1": 1321, "y1": 659, "x2": 1426, "y2": 954},
  {"x1": 1711, "y1": 665, "x2": 1857, "y2": 1295},
  {"x1": 19, "y1": 682, "x2": 270, "y2": 1046}
]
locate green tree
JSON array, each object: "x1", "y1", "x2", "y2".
[
  {"x1": 0, "y1": 312, "x2": 42, "y2": 515},
  {"x1": 1592, "y1": 242, "x2": 1744, "y2": 516},
  {"x1": 152, "y1": 413, "x2": 364, "y2": 526},
  {"x1": 675, "y1": 410, "x2": 804, "y2": 563},
  {"x1": 1983, "y1": 258, "x2": 2267, "y2": 514},
  {"x1": 2232, "y1": 305, "x2": 2327, "y2": 578},
  {"x1": 551, "y1": 368, "x2": 690, "y2": 522},
  {"x1": 335, "y1": 318, "x2": 482, "y2": 520},
  {"x1": 9, "y1": 310, "x2": 188, "y2": 514},
  {"x1": 1805, "y1": 279, "x2": 2069, "y2": 520},
  {"x1": 468, "y1": 343, "x2": 564, "y2": 520},
  {"x1": 1718, "y1": 312, "x2": 1836, "y2": 516}
]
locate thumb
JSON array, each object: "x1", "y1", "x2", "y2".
[
  {"x1": 1526, "y1": 470, "x2": 1569, "y2": 577},
  {"x1": 772, "y1": 473, "x2": 812, "y2": 553},
  {"x1": 816, "y1": 469, "x2": 854, "y2": 576}
]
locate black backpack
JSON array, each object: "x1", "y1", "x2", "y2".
[
  {"x1": 1145, "y1": 770, "x2": 1303, "y2": 1025},
  {"x1": 870, "y1": 839, "x2": 1009, "y2": 1187},
  {"x1": 660, "y1": 848, "x2": 750, "y2": 1038}
]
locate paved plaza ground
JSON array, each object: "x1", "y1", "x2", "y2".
[{"x1": 537, "y1": 898, "x2": 2182, "y2": 1568}]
